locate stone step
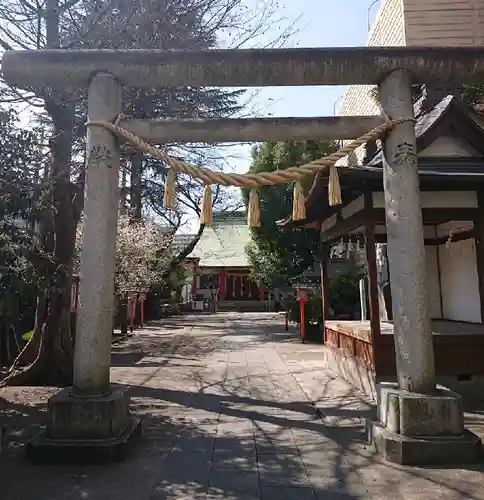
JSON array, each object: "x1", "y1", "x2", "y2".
[{"x1": 218, "y1": 300, "x2": 267, "y2": 312}]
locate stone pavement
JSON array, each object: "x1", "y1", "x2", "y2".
[{"x1": 1, "y1": 312, "x2": 484, "y2": 499}]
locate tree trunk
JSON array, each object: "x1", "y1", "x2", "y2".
[
  {"x1": 0, "y1": 0, "x2": 83, "y2": 387},
  {"x1": 160, "y1": 223, "x2": 205, "y2": 283},
  {"x1": 2, "y1": 100, "x2": 79, "y2": 387},
  {"x1": 8, "y1": 294, "x2": 46, "y2": 369},
  {"x1": 130, "y1": 152, "x2": 143, "y2": 219}
]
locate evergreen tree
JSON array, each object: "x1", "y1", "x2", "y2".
[
  {"x1": 244, "y1": 140, "x2": 337, "y2": 288},
  {"x1": 0, "y1": 0, "x2": 294, "y2": 385}
]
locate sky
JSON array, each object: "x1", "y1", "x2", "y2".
[
  {"x1": 217, "y1": 0, "x2": 381, "y2": 174},
  {"x1": 15, "y1": 0, "x2": 381, "y2": 232},
  {"x1": 180, "y1": 0, "x2": 380, "y2": 231}
]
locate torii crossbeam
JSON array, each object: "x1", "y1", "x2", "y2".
[{"x1": 4, "y1": 45, "x2": 481, "y2": 465}]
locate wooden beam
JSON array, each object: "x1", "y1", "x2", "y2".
[
  {"x1": 375, "y1": 229, "x2": 475, "y2": 245},
  {"x1": 321, "y1": 209, "x2": 366, "y2": 243},
  {"x1": 4, "y1": 47, "x2": 484, "y2": 89},
  {"x1": 373, "y1": 207, "x2": 478, "y2": 225},
  {"x1": 120, "y1": 116, "x2": 385, "y2": 143}
]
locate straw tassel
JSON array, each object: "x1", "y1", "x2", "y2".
[
  {"x1": 292, "y1": 181, "x2": 306, "y2": 221},
  {"x1": 328, "y1": 165, "x2": 342, "y2": 206},
  {"x1": 200, "y1": 184, "x2": 213, "y2": 226},
  {"x1": 247, "y1": 188, "x2": 261, "y2": 228},
  {"x1": 163, "y1": 169, "x2": 176, "y2": 209}
]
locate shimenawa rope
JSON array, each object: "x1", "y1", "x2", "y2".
[{"x1": 86, "y1": 116, "x2": 415, "y2": 227}]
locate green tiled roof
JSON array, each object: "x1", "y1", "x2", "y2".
[{"x1": 188, "y1": 212, "x2": 250, "y2": 268}]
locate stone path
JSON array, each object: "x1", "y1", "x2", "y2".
[{"x1": 1, "y1": 312, "x2": 484, "y2": 499}]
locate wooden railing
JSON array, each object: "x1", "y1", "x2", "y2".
[
  {"x1": 326, "y1": 320, "x2": 484, "y2": 377},
  {"x1": 325, "y1": 323, "x2": 374, "y2": 368}
]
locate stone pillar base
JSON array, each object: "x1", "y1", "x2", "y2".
[
  {"x1": 367, "y1": 382, "x2": 481, "y2": 465},
  {"x1": 26, "y1": 384, "x2": 141, "y2": 465}
]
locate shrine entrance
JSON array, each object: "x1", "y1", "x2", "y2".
[
  {"x1": 5, "y1": 46, "x2": 484, "y2": 465},
  {"x1": 223, "y1": 272, "x2": 258, "y2": 301}
]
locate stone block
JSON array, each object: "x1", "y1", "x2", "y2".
[
  {"x1": 26, "y1": 415, "x2": 141, "y2": 465},
  {"x1": 47, "y1": 385, "x2": 129, "y2": 440},
  {"x1": 26, "y1": 384, "x2": 141, "y2": 464},
  {"x1": 377, "y1": 382, "x2": 464, "y2": 437},
  {"x1": 368, "y1": 420, "x2": 481, "y2": 465},
  {"x1": 377, "y1": 384, "x2": 401, "y2": 433}
]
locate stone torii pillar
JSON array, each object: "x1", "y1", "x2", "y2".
[
  {"x1": 380, "y1": 69, "x2": 436, "y2": 395},
  {"x1": 368, "y1": 69, "x2": 480, "y2": 465},
  {"x1": 73, "y1": 73, "x2": 122, "y2": 394},
  {"x1": 26, "y1": 73, "x2": 141, "y2": 464}
]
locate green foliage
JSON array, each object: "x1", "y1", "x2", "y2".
[
  {"x1": 327, "y1": 263, "x2": 364, "y2": 316},
  {"x1": 0, "y1": 110, "x2": 44, "y2": 330},
  {"x1": 152, "y1": 264, "x2": 190, "y2": 302},
  {"x1": 243, "y1": 140, "x2": 338, "y2": 288},
  {"x1": 461, "y1": 85, "x2": 484, "y2": 106},
  {"x1": 287, "y1": 258, "x2": 364, "y2": 325},
  {"x1": 22, "y1": 330, "x2": 33, "y2": 341},
  {"x1": 411, "y1": 84, "x2": 484, "y2": 107},
  {"x1": 170, "y1": 265, "x2": 189, "y2": 291},
  {"x1": 287, "y1": 292, "x2": 323, "y2": 325}
]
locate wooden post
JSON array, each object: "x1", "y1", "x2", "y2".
[
  {"x1": 364, "y1": 192, "x2": 381, "y2": 343},
  {"x1": 320, "y1": 243, "x2": 330, "y2": 342},
  {"x1": 191, "y1": 274, "x2": 197, "y2": 296},
  {"x1": 73, "y1": 73, "x2": 121, "y2": 395},
  {"x1": 191, "y1": 261, "x2": 198, "y2": 300},
  {"x1": 359, "y1": 279, "x2": 367, "y2": 320},
  {"x1": 474, "y1": 191, "x2": 484, "y2": 323},
  {"x1": 139, "y1": 292, "x2": 146, "y2": 327},
  {"x1": 300, "y1": 300, "x2": 306, "y2": 343},
  {"x1": 219, "y1": 271, "x2": 226, "y2": 300},
  {"x1": 129, "y1": 296, "x2": 136, "y2": 333},
  {"x1": 379, "y1": 69, "x2": 435, "y2": 394}
]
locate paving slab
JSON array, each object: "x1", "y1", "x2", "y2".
[{"x1": 1, "y1": 312, "x2": 484, "y2": 500}]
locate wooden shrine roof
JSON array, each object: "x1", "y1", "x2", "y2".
[
  {"x1": 279, "y1": 89, "x2": 484, "y2": 229},
  {"x1": 187, "y1": 212, "x2": 251, "y2": 268}
]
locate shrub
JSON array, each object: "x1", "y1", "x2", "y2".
[{"x1": 287, "y1": 259, "x2": 364, "y2": 325}]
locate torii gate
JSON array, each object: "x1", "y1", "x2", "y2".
[{"x1": 3, "y1": 46, "x2": 483, "y2": 465}]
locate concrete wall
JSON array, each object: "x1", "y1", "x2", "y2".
[
  {"x1": 336, "y1": 0, "x2": 484, "y2": 166},
  {"x1": 336, "y1": 0, "x2": 405, "y2": 166},
  {"x1": 338, "y1": 0, "x2": 404, "y2": 119},
  {"x1": 341, "y1": 0, "x2": 484, "y2": 117},
  {"x1": 405, "y1": 0, "x2": 484, "y2": 47}
]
